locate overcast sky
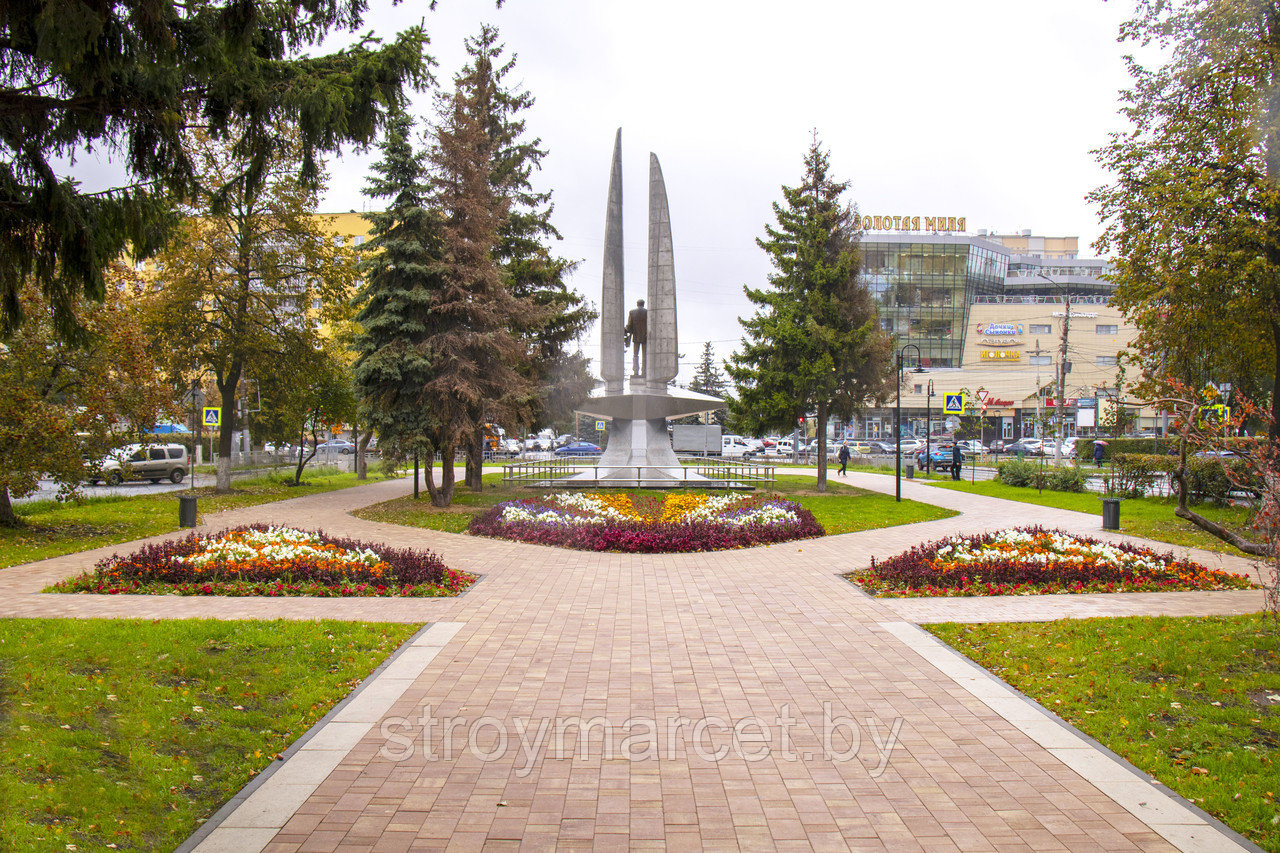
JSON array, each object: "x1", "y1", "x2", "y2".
[
  {"x1": 66, "y1": 1, "x2": 1144, "y2": 386},
  {"x1": 314, "y1": 0, "x2": 1143, "y2": 384}
]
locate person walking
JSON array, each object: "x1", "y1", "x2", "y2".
[
  {"x1": 837, "y1": 442, "x2": 850, "y2": 476},
  {"x1": 1093, "y1": 441, "x2": 1105, "y2": 466},
  {"x1": 951, "y1": 443, "x2": 963, "y2": 481}
]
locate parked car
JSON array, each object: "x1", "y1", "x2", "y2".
[
  {"x1": 89, "y1": 443, "x2": 189, "y2": 485},
  {"x1": 1006, "y1": 438, "x2": 1045, "y2": 456},
  {"x1": 554, "y1": 441, "x2": 602, "y2": 457},
  {"x1": 317, "y1": 438, "x2": 355, "y2": 454},
  {"x1": 500, "y1": 438, "x2": 523, "y2": 457},
  {"x1": 915, "y1": 444, "x2": 956, "y2": 472},
  {"x1": 956, "y1": 440, "x2": 988, "y2": 455}
]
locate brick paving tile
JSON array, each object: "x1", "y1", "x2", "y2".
[{"x1": 3, "y1": 471, "x2": 1266, "y2": 850}]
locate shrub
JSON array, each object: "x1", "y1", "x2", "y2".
[
  {"x1": 1046, "y1": 465, "x2": 1089, "y2": 493},
  {"x1": 1105, "y1": 453, "x2": 1164, "y2": 498},
  {"x1": 995, "y1": 459, "x2": 1042, "y2": 488}
]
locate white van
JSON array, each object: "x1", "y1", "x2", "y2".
[{"x1": 721, "y1": 435, "x2": 756, "y2": 458}]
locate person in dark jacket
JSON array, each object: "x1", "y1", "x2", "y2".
[
  {"x1": 1093, "y1": 441, "x2": 1105, "y2": 465},
  {"x1": 837, "y1": 443, "x2": 850, "y2": 476},
  {"x1": 951, "y1": 443, "x2": 963, "y2": 480}
]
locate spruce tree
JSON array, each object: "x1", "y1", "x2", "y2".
[
  {"x1": 727, "y1": 134, "x2": 894, "y2": 491},
  {"x1": 457, "y1": 25, "x2": 595, "y2": 486},
  {"x1": 353, "y1": 113, "x2": 443, "y2": 496},
  {"x1": 689, "y1": 342, "x2": 729, "y2": 426}
]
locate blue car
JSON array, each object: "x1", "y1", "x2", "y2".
[
  {"x1": 915, "y1": 444, "x2": 956, "y2": 472},
  {"x1": 554, "y1": 441, "x2": 602, "y2": 457}
]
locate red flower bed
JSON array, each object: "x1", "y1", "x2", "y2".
[
  {"x1": 847, "y1": 526, "x2": 1254, "y2": 597},
  {"x1": 50, "y1": 525, "x2": 475, "y2": 597},
  {"x1": 468, "y1": 495, "x2": 824, "y2": 553}
]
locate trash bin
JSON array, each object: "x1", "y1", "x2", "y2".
[
  {"x1": 906, "y1": 464, "x2": 914, "y2": 479},
  {"x1": 179, "y1": 495, "x2": 198, "y2": 528},
  {"x1": 1101, "y1": 498, "x2": 1120, "y2": 531}
]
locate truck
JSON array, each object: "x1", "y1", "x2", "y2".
[{"x1": 671, "y1": 424, "x2": 722, "y2": 455}]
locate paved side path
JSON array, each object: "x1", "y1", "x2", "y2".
[{"x1": 1, "y1": 471, "x2": 1266, "y2": 851}]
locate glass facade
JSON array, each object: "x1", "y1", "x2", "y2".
[{"x1": 859, "y1": 237, "x2": 1007, "y2": 368}]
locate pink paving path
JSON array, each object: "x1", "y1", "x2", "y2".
[{"x1": 1, "y1": 470, "x2": 1266, "y2": 850}]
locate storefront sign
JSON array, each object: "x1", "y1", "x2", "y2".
[
  {"x1": 979, "y1": 350, "x2": 1021, "y2": 362},
  {"x1": 861, "y1": 215, "x2": 966, "y2": 233},
  {"x1": 1051, "y1": 311, "x2": 1099, "y2": 318},
  {"x1": 976, "y1": 323, "x2": 1022, "y2": 335},
  {"x1": 977, "y1": 339, "x2": 1023, "y2": 347},
  {"x1": 1044, "y1": 397, "x2": 1079, "y2": 407}
]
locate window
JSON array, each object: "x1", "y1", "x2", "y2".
[
  {"x1": 1096, "y1": 355, "x2": 1118, "y2": 366},
  {"x1": 168, "y1": 448, "x2": 184, "y2": 459},
  {"x1": 1029, "y1": 324, "x2": 1051, "y2": 334},
  {"x1": 149, "y1": 448, "x2": 166, "y2": 461},
  {"x1": 333, "y1": 235, "x2": 344, "y2": 246},
  {"x1": 312, "y1": 299, "x2": 322, "y2": 311},
  {"x1": 1095, "y1": 324, "x2": 1118, "y2": 335},
  {"x1": 354, "y1": 235, "x2": 365, "y2": 246},
  {"x1": 912, "y1": 384, "x2": 922, "y2": 394},
  {"x1": 1029, "y1": 355, "x2": 1051, "y2": 366}
]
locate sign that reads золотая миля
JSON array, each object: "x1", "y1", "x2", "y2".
[{"x1": 861, "y1": 215, "x2": 966, "y2": 233}]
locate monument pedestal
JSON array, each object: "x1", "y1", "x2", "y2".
[{"x1": 556, "y1": 386, "x2": 724, "y2": 488}]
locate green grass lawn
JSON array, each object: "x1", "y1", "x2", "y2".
[
  {"x1": 0, "y1": 471, "x2": 393, "y2": 569},
  {"x1": 354, "y1": 472, "x2": 957, "y2": 536},
  {"x1": 930, "y1": 615, "x2": 1280, "y2": 851},
  {"x1": 924, "y1": 478, "x2": 1255, "y2": 555},
  {"x1": 0, "y1": 617, "x2": 418, "y2": 852}
]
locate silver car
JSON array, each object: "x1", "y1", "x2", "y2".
[{"x1": 90, "y1": 443, "x2": 189, "y2": 485}]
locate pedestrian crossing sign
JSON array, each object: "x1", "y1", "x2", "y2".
[
  {"x1": 943, "y1": 394, "x2": 966, "y2": 415},
  {"x1": 202, "y1": 407, "x2": 221, "y2": 427}
]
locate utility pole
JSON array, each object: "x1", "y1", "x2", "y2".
[
  {"x1": 1056, "y1": 297, "x2": 1070, "y2": 466},
  {"x1": 1026, "y1": 338, "x2": 1051, "y2": 440}
]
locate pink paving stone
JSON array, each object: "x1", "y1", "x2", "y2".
[{"x1": 4, "y1": 471, "x2": 1256, "y2": 850}]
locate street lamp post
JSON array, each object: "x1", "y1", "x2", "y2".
[
  {"x1": 925, "y1": 378, "x2": 934, "y2": 477},
  {"x1": 896, "y1": 343, "x2": 925, "y2": 502}
]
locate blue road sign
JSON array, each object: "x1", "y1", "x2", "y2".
[
  {"x1": 943, "y1": 394, "x2": 966, "y2": 415},
  {"x1": 202, "y1": 407, "x2": 221, "y2": 427}
]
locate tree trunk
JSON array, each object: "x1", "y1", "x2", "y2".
[
  {"x1": 214, "y1": 370, "x2": 241, "y2": 494},
  {"x1": 356, "y1": 430, "x2": 372, "y2": 480},
  {"x1": 1271, "y1": 319, "x2": 1280, "y2": 446},
  {"x1": 1172, "y1": 434, "x2": 1273, "y2": 556},
  {"x1": 292, "y1": 419, "x2": 319, "y2": 485},
  {"x1": 0, "y1": 489, "x2": 17, "y2": 527},
  {"x1": 425, "y1": 446, "x2": 456, "y2": 507},
  {"x1": 815, "y1": 400, "x2": 829, "y2": 493},
  {"x1": 465, "y1": 425, "x2": 484, "y2": 491}
]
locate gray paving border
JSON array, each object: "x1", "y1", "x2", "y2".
[
  {"x1": 880, "y1": 620, "x2": 1264, "y2": 853},
  {"x1": 178, "y1": 620, "x2": 465, "y2": 853}
]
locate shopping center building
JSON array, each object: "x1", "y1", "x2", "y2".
[{"x1": 842, "y1": 219, "x2": 1149, "y2": 442}]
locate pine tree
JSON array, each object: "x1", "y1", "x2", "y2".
[
  {"x1": 727, "y1": 134, "x2": 894, "y2": 491},
  {"x1": 455, "y1": 25, "x2": 595, "y2": 487},
  {"x1": 1, "y1": 0, "x2": 429, "y2": 341}
]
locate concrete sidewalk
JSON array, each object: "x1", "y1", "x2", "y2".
[{"x1": 2, "y1": 470, "x2": 1266, "y2": 851}]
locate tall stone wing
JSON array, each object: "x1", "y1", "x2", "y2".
[
  {"x1": 646, "y1": 153, "x2": 677, "y2": 388},
  {"x1": 600, "y1": 129, "x2": 625, "y2": 393}
]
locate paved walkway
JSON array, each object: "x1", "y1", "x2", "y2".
[{"x1": 1, "y1": 470, "x2": 1267, "y2": 851}]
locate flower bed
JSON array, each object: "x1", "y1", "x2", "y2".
[
  {"x1": 468, "y1": 491, "x2": 823, "y2": 553},
  {"x1": 51, "y1": 525, "x2": 475, "y2": 597},
  {"x1": 847, "y1": 527, "x2": 1255, "y2": 597}
]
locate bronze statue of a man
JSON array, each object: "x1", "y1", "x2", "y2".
[{"x1": 624, "y1": 298, "x2": 647, "y2": 377}]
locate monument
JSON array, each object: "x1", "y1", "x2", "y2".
[{"x1": 567, "y1": 129, "x2": 726, "y2": 486}]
